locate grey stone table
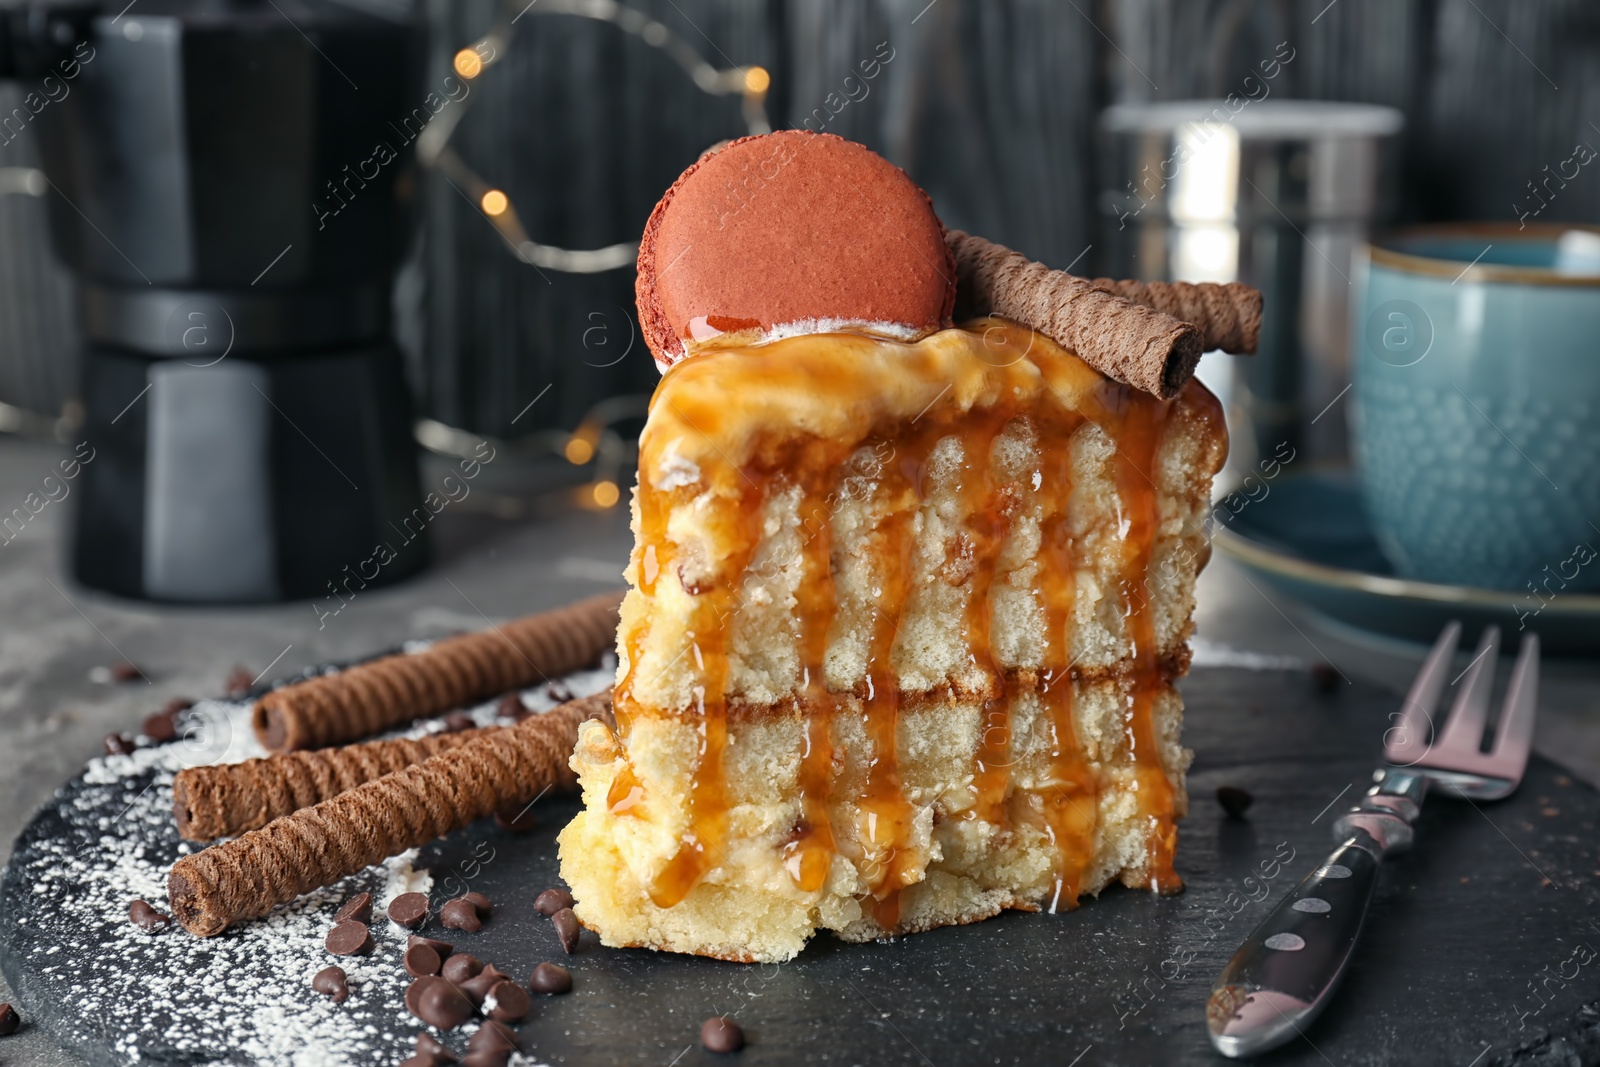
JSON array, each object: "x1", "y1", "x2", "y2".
[{"x1": 1, "y1": 433, "x2": 1597, "y2": 1066}]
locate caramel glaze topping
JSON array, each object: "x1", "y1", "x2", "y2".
[{"x1": 615, "y1": 319, "x2": 1209, "y2": 920}]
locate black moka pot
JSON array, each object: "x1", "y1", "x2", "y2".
[{"x1": 0, "y1": 0, "x2": 428, "y2": 602}]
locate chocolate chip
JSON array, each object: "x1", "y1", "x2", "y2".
[
  {"x1": 551, "y1": 907, "x2": 580, "y2": 953},
  {"x1": 529, "y1": 962, "x2": 572, "y2": 994},
  {"x1": 461, "y1": 1050, "x2": 510, "y2": 1067},
  {"x1": 462, "y1": 892, "x2": 492, "y2": 917},
  {"x1": 409, "y1": 933, "x2": 454, "y2": 958},
  {"x1": 110, "y1": 661, "x2": 143, "y2": 683},
  {"x1": 545, "y1": 680, "x2": 574, "y2": 703},
  {"x1": 486, "y1": 980, "x2": 530, "y2": 1022},
  {"x1": 128, "y1": 899, "x2": 170, "y2": 931},
  {"x1": 405, "y1": 976, "x2": 441, "y2": 1018},
  {"x1": 443, "y1": 711, "x2": 475, "y2": 733},
  {"x1": 458, "y1": 964, "x2": 509, "y2": 1007},
  {"x1": 404, "y1": 943, "x2": 442, "y2": 977},
  {"x1": 1216, "y1": 785, "x2": 1254, "y2": 819},
  {"x1": 416, "y1": 1032, "x2": 456, "y2": 1060},
  {"x1": 0, "y1": 1003, "x2": 19, "y2": 1035},
  {"x1": 325, "y1": 920, "x2": 373, "y2": 956},
  {"x1": 334, "y1": 891, "x2": 373, "y2": 926},
  {"x1": 533, "y1": 888, "x2": 573, "y2": 916},
  {"x1": 141, "y1": 711, "x2": 178, "y2": 743},
  {"x1": 494, "y1": 806, "x2": 536, "y2": 833},
  {"x1": 1310, "y1": 661, "x2": 1339, "y2": 692},
  {"x1": 312, "y1": 965, "x2": 349, "y2": 1003},
  {"x1": 701, "y1": 1016, "x2": 744, "y2": 1053},
  {"x1": 440, "y1": 897, "x2": 482, "y2": 932},
  {"x1": 225, "y1": 665, "x2": 255, "y2": 698},
  {"x1": 440, "y1": 953, "x2": 482, "y2": 984},
  {"x1": 388, "y1": 892, "x2": 429, "y2": 929},
  {"x1": 468, "y1": 1020, "x2": 519, "y2": 1052},
  {"x1": 414, "y1": 978, "x2": 475, "y2": 1030},
  {"x1": 103, "y1": 732, "x2": 135, "y2": 756},
  {"x1": 495, "y1": 693, "x2": 525, "y2": 720},
  {"x1": 163, "y1": 697, "x2": 195, "y2": 716}
]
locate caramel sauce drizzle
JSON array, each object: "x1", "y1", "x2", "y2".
[
  {"x1": 1107, "y1": 395, "x2": 1183, "y2": 893},
  {"x1": 784, "y1": 479, "x2": 840, "y2": 893},
  {"x1": 1031, "y1": 413, "x2": 1099, "y2": 912},
  {"x1": 615, "y1": 442, "x2": 765, "y2": 908},
  {"x1": 619, "y1": 321, "x2": 1192, "y2": 923},
  {"x1": 854, "y1": 432, "x2": 927, "y2": 931},
  {"x1": 606, "y1": 763, "x2": 645, "y2": 817},
  {"x1": 957, "y1": 412, "x2": 1015, "y2": 830}
]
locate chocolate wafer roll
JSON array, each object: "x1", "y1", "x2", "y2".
[
  {"x1": 947, "y1": 230, "x2": 1263, "y2": 399},
  {"x1": 252, "y1": 590, "x2": 622, "y2": 753},
  {"x1": 948, "y1": 229, "x2": 1201, "y2": 399},
  {"x1": 174, "y1": 727, "x2": 507, "y2": 841},
  {"x1": 1089, "y1": 277, "x2": 1261, "y2": 355},
  {"x1": 170, "y1": 692, "x2": 614, "y2": 937}
]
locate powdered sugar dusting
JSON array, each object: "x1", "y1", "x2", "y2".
[
  {"x1": 2, "y1": 660, "x2": 611, "y2": 1065},
  {"x1": 82, "y1": 699, "x2": 264, "y2": 786},
  {"x1": 380, "y1": 850, "x2": 432, "y2": 912}
]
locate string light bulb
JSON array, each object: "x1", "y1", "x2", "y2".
[
  {"x1": 480, "y1": 189, "x2": 509, "y2": 216},
  {"x1": 454, "y1": 48, "x2": 484, "y2": 79},
  {"x1": 743, "y1": 65, "x2": 770, "y2": 94},
  {"x1": 565, "y1": 435, "x2": 595, "y2": 465},
  {"x1": 592, "y1": 480, "x2": 620, "y2": 508}
]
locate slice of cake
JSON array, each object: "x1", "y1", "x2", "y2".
[{"x1": 557, "y1": 132, "x2": 1230, "y2": 963}]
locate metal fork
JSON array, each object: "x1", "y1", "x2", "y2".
[{"x1": 1206, "y1": 621, "x2": 1541, "y2": 1058}]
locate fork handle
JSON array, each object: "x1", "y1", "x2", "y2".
[
  {"x1": 1205, "y1": 835, "x2": 1381, "y2": 1057},
  {"x1": 1206, "y1": 769, "x2": 1426, "y2": 1058}
]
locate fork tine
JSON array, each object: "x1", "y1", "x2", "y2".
[
  {"x1": 1385, "y1": 620, "x2": 1461, "y2": 765},
  {"x1": 1434, "y1": 626, "x2": 1500, "y2": 755},
  {"x1": 1490, "y1": 633, "x2": 1540, "y2": 770}
]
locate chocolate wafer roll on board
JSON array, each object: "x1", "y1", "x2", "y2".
[
  {"x1": 170, "y1": 692, "x2": 614, "y2": 937},
  {"x1": 174, "y1": 727, "x2": 510, "y2": 841},
  {"x1": 252, "y1": 590, "x2": 621, "y2": 752}
]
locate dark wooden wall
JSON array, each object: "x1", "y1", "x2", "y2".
[
  {"x1": 411, "y1": 0, "x2": 780, "y2": 436},
  {"x1": 783, "y1": 0, "x2": 1098, "y2": 267},
  {"x1": 3, "y1": 0, "x2": 1599, "y2": 429},
  {"x1": 416, "y1": 0, "x2": 1600, "y2": 437},
  {"x1": 418, "y1": 0, "x2": 1105, "y2": 434}
]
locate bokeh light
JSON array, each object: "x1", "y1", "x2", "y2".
[
  {"x1": 454, "y1": 48, "x2": 483, "y2": 79},
  {"x1": 565, "y1": 436, "x2": 595, "y2": 465}
]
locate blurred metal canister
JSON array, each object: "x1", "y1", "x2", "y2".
[{"x1": 1097, "y1": 100, "x2": 1403, "y2": 472}]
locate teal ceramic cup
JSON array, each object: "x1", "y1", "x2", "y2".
[{"x1": 1353, "y1": 224, "x2": 1600, "y2": 592}]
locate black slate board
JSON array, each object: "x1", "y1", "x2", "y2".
[{"x1": 4, "y1": 667, "x2": 1600, "y2": 1067}]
